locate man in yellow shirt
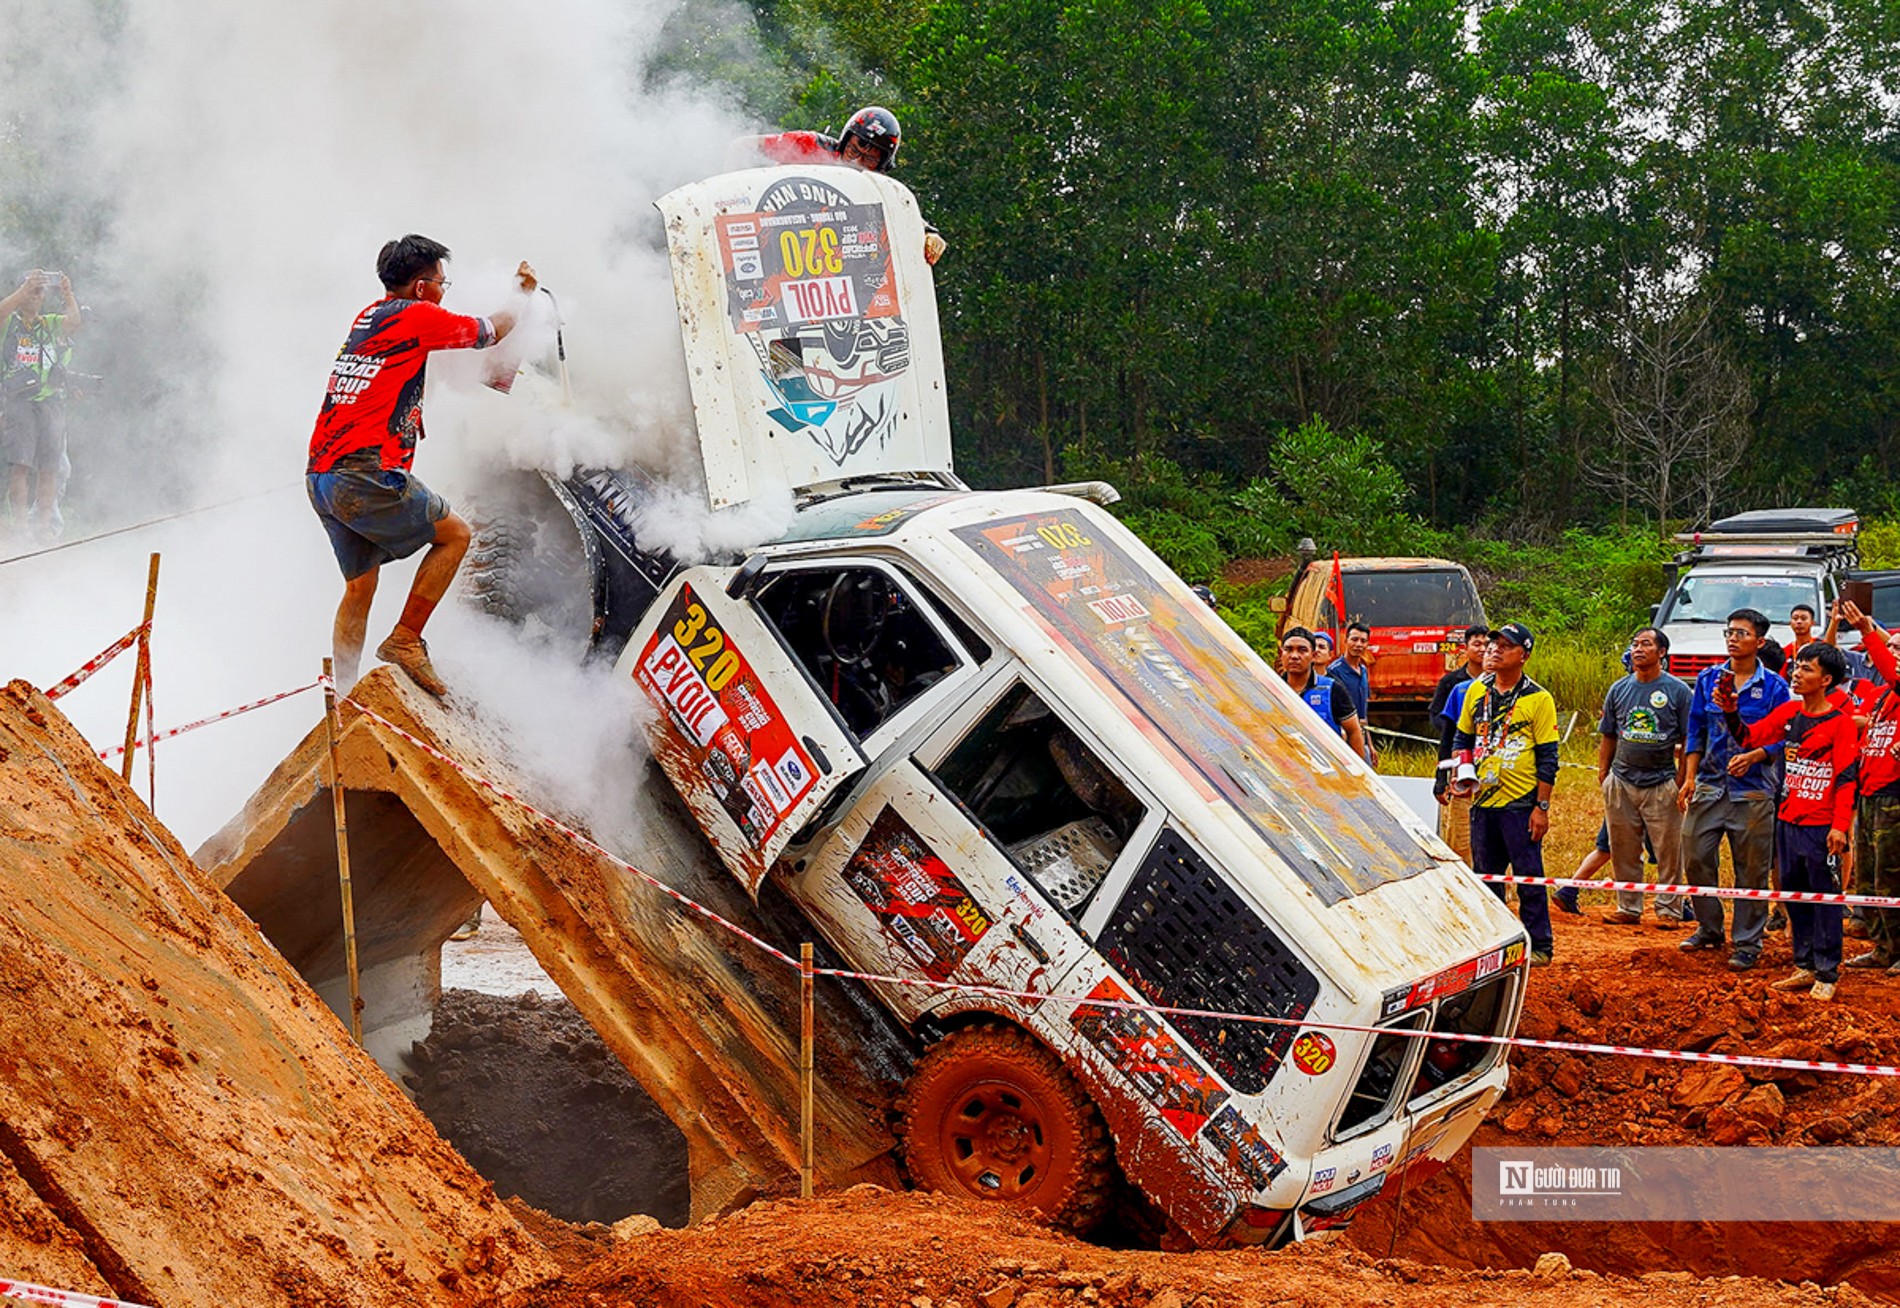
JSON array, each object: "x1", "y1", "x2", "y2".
[{"x1": 1453, "y1": 622, "x2": 1559, "y2": 965}]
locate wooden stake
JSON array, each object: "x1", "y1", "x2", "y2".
[
  {"x1": 800, "y1": 941, "x2": 815, "y2": 1199},
  {"x1": 322, "y1": 658, "x2": 365, "y2": 1046},
  {"x1": 119, "y1": 553, "x2": 159, "y2": 783}
]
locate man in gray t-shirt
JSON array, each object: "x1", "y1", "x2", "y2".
[{"x1": 1598, "y1": 627, "x2": 1695, "y2": 926}]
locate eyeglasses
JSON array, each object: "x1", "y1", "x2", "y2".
[
  {"x1": 1722, "y1": 627, "x2": 1758, "y2": 639},
  {"x1": 418, "y1": 276, "x2": 451, "y2": 290}
]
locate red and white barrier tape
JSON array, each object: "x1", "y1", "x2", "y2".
[
  {"x1": 333, "y1": 686, "x2": 798, "y2": 970},
  {"x1": 97, "y1": 681, "x2": 322, "y2": 761},
  {"x1": 328, "y1": 680, "x2": 1900, "y2": 1081},
  {"x1": 43, "y1": 623, "x2": 149, "y2": 702},
  {"x1": 0, "y1": 1279, "x2": 151, "y2": 1308},
  {"x1": 814, "y1": 963, "x2": 1900, "y2": 1079},
  {"x1": 1482, "y1": 872, "x2": 1900, "y2": 910}
]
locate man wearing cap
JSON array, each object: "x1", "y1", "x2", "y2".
[
  {"x1": 1597, "y1": 626, "x2": 1694, "y2": 929},
  {"x1": 1452, "y1": 622, "x2": 1559, "y2": 965}
]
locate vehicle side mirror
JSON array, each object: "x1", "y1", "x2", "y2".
[
  {"x1": 1649, "y1": 604, "x2": 1661, "y2": 621},
  {"x1": 727, "y1": 554, "x2": 769, "y2": 599}
]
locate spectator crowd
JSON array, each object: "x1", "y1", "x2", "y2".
[{"x1": 1279, "y1": 599, "x2": 1900, "y2": 1003}]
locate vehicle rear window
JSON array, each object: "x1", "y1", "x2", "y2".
[{"x1": 1338, "y1": 571, "x2": 1484, "y2": 628}]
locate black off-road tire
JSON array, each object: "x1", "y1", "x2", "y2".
[{"x1": 895, "y1": 1022, "x2": 1114, "y2": 1234}]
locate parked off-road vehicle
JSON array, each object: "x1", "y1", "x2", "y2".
[
  {"x1": 469, "y1": 163, "x2": 1526, "y2": 1248},
  {"x1": 1656, "y1": 508, "x2": 1860, "y2": 679},
  {"x1": 1274, "y1": 554, "x2": 1488, "y2": 720}
]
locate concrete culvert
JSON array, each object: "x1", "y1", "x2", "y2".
[{"x1": 404, "y1": 989, "x2": 691, "y2": 1228}]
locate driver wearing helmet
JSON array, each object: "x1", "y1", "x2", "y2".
[{"x1": 729, "y1": 107, "x2": 947, "y2": 265}]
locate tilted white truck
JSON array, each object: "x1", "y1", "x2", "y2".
[{"x1": 474, "y1": 163, "x2": 1527, "y2": 1247}]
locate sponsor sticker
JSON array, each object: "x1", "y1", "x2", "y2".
[
  {"x1": 1380, "y1": 940, "x2": 1526, "y2": 1019},
  {"x1": 1071, "y1": 976, "x2": 1230, "y2": 1138},
  {"x1": 1291, "y1": 1031, "x2": 1337, "y2": 1076},
  {"x1": 1311, "y1": 1166, "x2": 1337, "y2": 1195},
  {"x1": 1201, "y1": 1104, "x2": 1288, "y2": 1190},
  {"x1": 632, "y1": 584, "x2": 819, "y2": 849},
  {"x1": 841, "y1": 806, "x2": 992, "y2": 981},
  {"x1": 1371, "y1": 1143, "x2": 1393, "y2": 1171}
]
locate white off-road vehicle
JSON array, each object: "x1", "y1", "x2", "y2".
[{"x1": 477, "y1": 164, "x2": 1527, "y2": 1247}]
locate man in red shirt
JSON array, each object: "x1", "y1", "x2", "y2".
[
  {"x1": 1839, "y1": 601, "x2": 1900, "y2": 971},
  {"x1": 307, "y1": 234, "x2": 537, "y2": 695},
  {"x1": 1718, "y1": 641, "x2": 1859, "y2": 1000},
  {"x1": 729, "y1": 108, "x2": 947, "y2": 265}
]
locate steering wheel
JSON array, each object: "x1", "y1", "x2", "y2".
[{"x1": 821, "y1": 572, "x2": 891, "y2": 667}]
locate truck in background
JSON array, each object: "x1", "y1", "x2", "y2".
[
  {"x1": 1655, "y1": 508, "x2": 1860, "y2": 679},
  {"x1": 1273, "y1": 552, "x2": 1488, "y2": 721}
]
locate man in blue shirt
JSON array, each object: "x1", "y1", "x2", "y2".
[
  {"x1": 1280, "y1": 626, "x2": 1370, "y2": 762},
  {"x1": 1679, "y1": 607, "x2": 1790, "y2": 971},
  {"x1": 1329, "y1": 621, "x2": 1376, "y2": 765}
]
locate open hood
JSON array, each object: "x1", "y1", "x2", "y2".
[{"x1": 657, "y1": 166, "x2": 955, "y2": 510}]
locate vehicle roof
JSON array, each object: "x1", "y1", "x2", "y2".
[
  {"x1": 764, "y1": 487, "x2": 1522, "y2": 999},
  {"x1": 1677, "y1": 561, "x2": 1829, "y2": 578},
  {"x1": 1707, "y1": 507, "x2": 1857, "y2": 533},
  {"x1": 1337, "y1": 557, "x2": 1465, "y2": 572}
]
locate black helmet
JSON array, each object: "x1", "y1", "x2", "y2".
[{"x1": 840, "y1": 106, "x2": 901, "y2": 172}]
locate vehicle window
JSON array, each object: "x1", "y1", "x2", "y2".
[
  {"x1": 755, "y1": 566, "x2": 964, "y2": 739},
  {"x1": 1341, "y1": 571, "x2": 1484, "y2": 627},
  {"x1": 934, "y1": 682, "x2": 1146, "y2": 913},
  {"x1": 1664, "y1": 575, "x2": 1820, "y2": 624},
  {"x1": 1873, "y1": 585, "x2": 1900, "y2": 628}
]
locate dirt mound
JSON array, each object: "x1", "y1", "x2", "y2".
[
  {"x1": 1351, "y1": 912, "x2": 1900, "y2": 1299},
  {"x1": 405, "y1": 989, "x2": 690, "y2": 1227},
  {"x1": 503, "y1": 1185, "x2": 1874, "y2": 1308},
  {"x1": 0, "y1": 680, "x2": 554, "y2": 1305}
]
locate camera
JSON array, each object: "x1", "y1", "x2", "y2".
[{"x1": 35, "y1": 271, "x2": 62, "y2": 291}]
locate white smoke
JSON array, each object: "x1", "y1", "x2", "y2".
[{"x1": 0, "y1": 0, "x2": 792, "y2": 850}]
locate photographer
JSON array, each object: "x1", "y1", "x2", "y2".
[{"x1": 0, "y1": 269, "x2": 82, "y2": 545}]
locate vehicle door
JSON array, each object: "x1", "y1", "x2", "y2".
[
  {"x1": 787, "y1": 664, "x2": 1158, "y2": 1026},
  {"x1": 617, "y1": 568, "x2": 867, "y2": 896}
]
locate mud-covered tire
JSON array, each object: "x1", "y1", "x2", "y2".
[{"x1": 896, "y1": 1022, "x2": 1113, "y2": 1233}]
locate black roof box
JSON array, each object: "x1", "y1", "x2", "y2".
[{"x1": 1705, "y1": 507, "x2": 1857, "y2": 536}]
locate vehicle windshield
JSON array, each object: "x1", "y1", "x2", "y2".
[
  {"x1": 1341, "y1": 570, "x2": 1484, "y2": 628},
  {"x1": 954, "y1": 511, "x2": 1438, "y2": 906},
  {"x1": 1663, "y1": 573, "x2": 1820, "y2": 624}
]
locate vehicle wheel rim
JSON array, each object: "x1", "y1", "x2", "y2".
[{"x1": 940, "y1": 1080, "x2": 1050, "y2": 1200}]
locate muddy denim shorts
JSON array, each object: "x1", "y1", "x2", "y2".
[{"x1": 307, "y1": 450, "x2": 448, "y2": 580}]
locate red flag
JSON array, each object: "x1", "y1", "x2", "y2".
[{"x1": 1328, "y1": 551, "x2": 1348, "y2": 651}]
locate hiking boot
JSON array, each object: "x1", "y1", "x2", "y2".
[
  {"x1": 1652, "y1": 914, "x2": 1686, "y2": 930},
  {"x1": 1529, "y1": 950, "x2": 1553, "y2": 967},
  {"x1": 1767, "y1": 908, "x2": 1789, "y2": 932},
  {"x1": 449, "y1": 904, "x2": 483, "y2": 942},
  {"x1": 1677, "y1": 930, "x2": 1725, "y2": 952},
  {"x1": 1810, "y1": 980, "x2": 1837, "y2": 1002},
  {"x1": 376, "y1": 627, "x2": 448, "y2": 698},
  {"x1": 1554, "y1": 887, "x2": 1581, "y2": 915},
  {"x1": 1770, "y1": 968, "x2": 1818, "y2": 992},
  {"x1": 1845, "y1": 918, "x2": 1872, "y2": 940},
  {"x1": 1602, "y1": 910, "x2": 1644, "y2": 925},
  {"x1": 1727, "y1": 952, "x2": 1759, "y2": 972},
  {"x1": 1844, "y1": 950, "x2": 1893, "y2": 970}
]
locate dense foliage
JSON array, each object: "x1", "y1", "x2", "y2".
[{"x1": 675, "y1": 0, "x2": 1900, "y2": 532}]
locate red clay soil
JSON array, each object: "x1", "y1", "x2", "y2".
[
  {"x1": 504, "y1": 1185, "x2": 1877, "y2": 1308},
  {"x1": 0, "y1": 680, "x2": 555, "y2": 1306},
  {"x1": 1351, "y1": 908, "x2": 1900, "y2": 1298}
]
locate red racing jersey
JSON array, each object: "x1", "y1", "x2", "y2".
[
  {"x1": 756, "y1": 130, "x2": 846, "y2": 168},
  {"x1": 1855, "y1": 636, "x2": 1900, "y2": 797},
  {"x1": 307, "y1": 297, "x2": 494, "y2": 474},
  {"x1": 1735, "y1": 700, "x2": 1860, "y2": 828}
]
